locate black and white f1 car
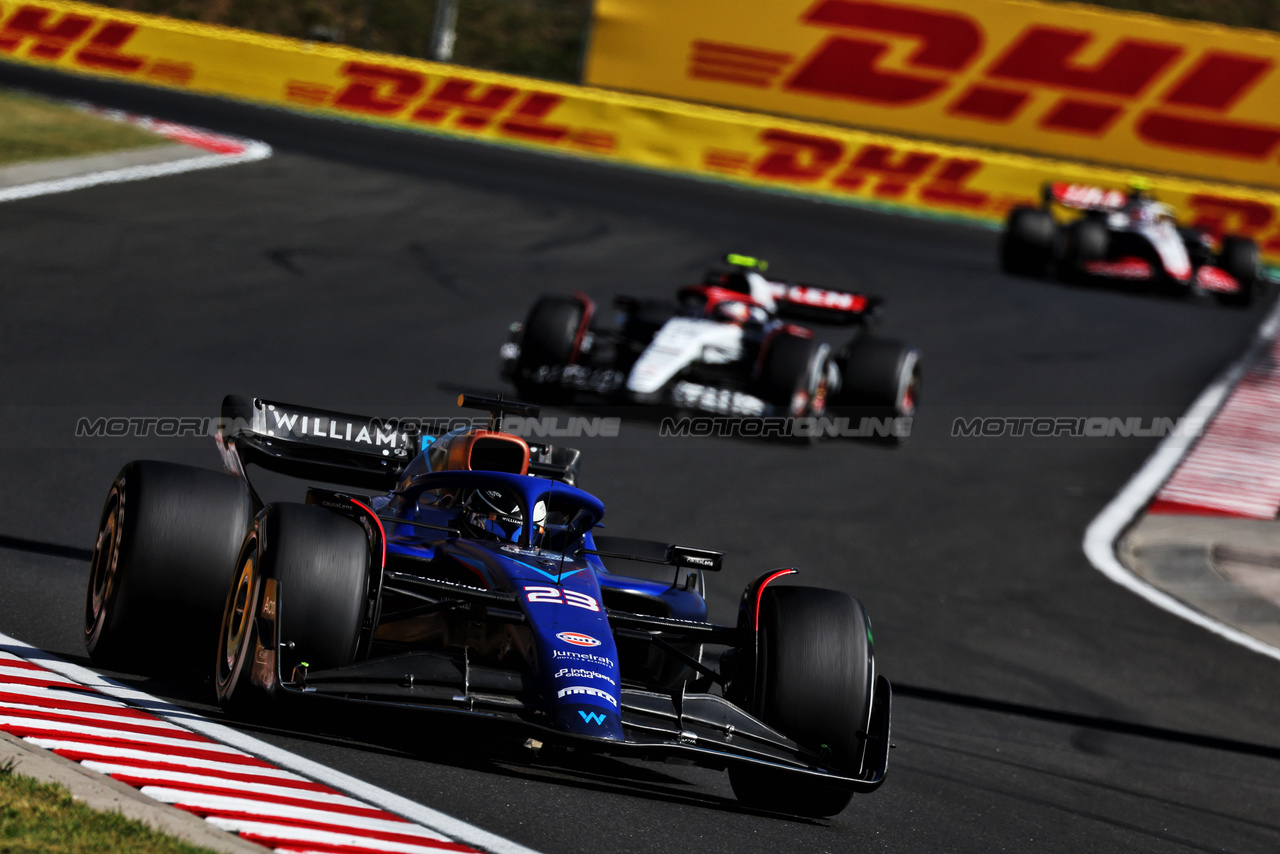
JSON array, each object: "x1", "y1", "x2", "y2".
[
  {"x1": 1001, "y1": 182, "x2": 1263, "y2": 306},
  {"x1": 83, "y1": 394, "x2": 890, "y2": 816},
  {"x1": 500, "y1": 255, "x2": 920, "y2": 440}
]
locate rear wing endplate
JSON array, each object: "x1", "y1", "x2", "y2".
[
  {"x1": 216, "y1": 395, "x2": 417, "y2": 491},
  {"x1": 767, "y1": 281, "x2": 881, "y2": 325}
]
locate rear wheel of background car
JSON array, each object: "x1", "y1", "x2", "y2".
[
  {"x1": 833, "y1": 337, "x2": 919, "y2": 444},
  {"x1": 1216, "y1": 236, "x2": 1261, "y2": 307},
  {"x1": 1061, "y1": 218, "x2": 1109, "y2": 279},
  {"x1": 84, "y1": 461, "x2": 251, "y2": 673},
  {"x1": 757, "y1": 334, "x2": 824, "y2": 416},
  {"x1": 216, "y1": 503, "x2": 369, "y2": 713},
  {"x1": 728, "y1": 586, "x2": 875, "y2": 817},
  {"x1": 515, "y1": 295, "x2": 584, "y2": 402},
  {"x1": 999, "y1": 207, "x2": 1056, "y2": 277}
]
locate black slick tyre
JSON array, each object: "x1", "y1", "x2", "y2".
[
  {"x1": 1061, "y1": 218, "x2": 1109, "y2": 279},
  {"x1": 515, "y1": 295, "x2": 585, "y2": 402},
  {"x1": 1216, "y1": 236, "x2": 1261, "y2": 307},
  {"x1": 756, "y1": 334, "x2": 825, "y2": 417},
  {"x1": 1000, "y1": 207, "x2": 1056, "y2": 276},
  {"x1": 728, "y1": 586, "x2": 875, "y2": 817},
  {"x1": 216, "y1": 503, "x2": 369, "y2": 712},
  {"x1": 833, "y1": 337, "x2": 920, "y2": 444},
  {"x1": 84, "y1": 461, "x2": 252, "y2": 672}
]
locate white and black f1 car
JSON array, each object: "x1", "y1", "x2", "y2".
[
  {"x1": 1001, "y1": 182, "x2": 1263, "y2": 306},
  {"x1": 500, "y1": 255, "x2": 920, "y2": 439},
  {"x1": 83, "y1": 394, "x2": 890, "y2": 816}
]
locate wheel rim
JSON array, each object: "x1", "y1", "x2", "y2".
[
  {"x1": 216, "y1": 542, "x2": 257, "y2": 697},
  {"x1": 900, "y1": 376, "x2": 918, "y2": 415},
  {"x1": 84, "y1": 488, "x2": 123, "y2": 648},
  {"x1": 898, "y1": 358, "x2": 921, "y2": 417},
  {"x1": 811, "y1": 373, "x2": 829, "y2": 417}
]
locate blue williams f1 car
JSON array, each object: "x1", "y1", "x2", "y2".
[{"x1": 84, "y1": 395, "x2": 890, "y2": 816}]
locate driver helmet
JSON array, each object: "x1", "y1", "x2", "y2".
[
  {"x1": 711, "y1": 299, "x2": 752, "y2": 324},
  {"x1": 1126, "y1": 176, "x2": 1152, "y2": 204},
  {"x1": 463, "y1": 487, "x2": 547, "y2": 543}
]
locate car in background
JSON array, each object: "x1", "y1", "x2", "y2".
[
  {"x1": 1000, "y1": 182, "x2": 1263, "y2": 306},
  {"x1": 501, "y1": 254, "x2": 920, "y2": 441}
]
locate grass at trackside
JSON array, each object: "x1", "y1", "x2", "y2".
[
  {"x1": 0, "y1": 89, "x2": 164, "y2": 168},
  {"x1": 0, "y1": 759, "x2": 219, "y2": 854}
]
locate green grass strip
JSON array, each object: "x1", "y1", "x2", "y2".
[
  {"x1": 0, "y1": 89, "x2": 165, "y2": 168},
  {"x1": 0, "y1": 758, "x2": 220, "y2": 854}
]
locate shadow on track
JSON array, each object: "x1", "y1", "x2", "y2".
[{"x1": 896, "y1": 682, "x2": 1280, "y2": 760}]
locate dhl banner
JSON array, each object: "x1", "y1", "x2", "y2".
[
  {"x1": 2, "y1": 0, "x2": 1280, "y2": 264},
  {"x1": 585, "y1": 0, "x2": 1280, "y2": 191}
]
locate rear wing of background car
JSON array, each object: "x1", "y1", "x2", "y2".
[
  {"x1": 720, "y1": 254, "x2": 882, "y2": 324},
  {"x1": 766, "y1": 280, "x2": 882, "y2": 325},
  {"x1": 216, "y1": 394, "x2": 583, "y2": 497},
  {"x1": 1045, "y1": 182, "x2": 1128, "y2": 213}
]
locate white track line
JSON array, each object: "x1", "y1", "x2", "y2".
[
  {"x1": 0, "y1": 141, "x2": 272, "y2": 204},
  {"x1": 1082, "y1": 297, "x2": 1280, "y2": 662},
  {"x1": 0, "y1": 632, "x2": 542, "y2": 854}
]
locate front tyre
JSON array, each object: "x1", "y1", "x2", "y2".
[
  {"x1": 728, "y1": 586, "x2": 876, "y2": 817},
  {"x1": 84, "y1": 461, "x2": 251, "y2": 672},
  {"x1": 216, "y1": 503, "x2": 369, "y2": 712}
]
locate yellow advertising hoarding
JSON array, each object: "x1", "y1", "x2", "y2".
[
  {"x1": 585, "y1": 0, "x2": 1280, "y2": 191},
  {"x1": 1, "y1": 0, "x2": 1279, "y2": 263}
]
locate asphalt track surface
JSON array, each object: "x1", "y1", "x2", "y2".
[{"x1": 2, "y1": 63, "x2": 1278, "y2": 853}]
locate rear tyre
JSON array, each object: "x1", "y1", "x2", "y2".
[
  {"x1": 756, "y1": 334, "x2": 827, "y2": 417},
  {"x1": 1216, "y1": 236, "x2": 1261, "y2": 307},
  {"x1": 832, "y1": 337, "x2": 920, "y2": 444},
  {"x1": 216, "y1": 503, "x2": 368, "y2": 713},
  {"x1": 1061, "y1": 218, "x2": 1109, "y2": 279},
  {"x1": 84, "y1": 461, "x2": 251, "y2": 672},
  {"x1": 999, "y1": 207, "x2": 1056, "y2": 277},
  {"x1": 514, "y1": 295, "x2": 585, "y2": 402},
  {"x1": 728, "y1": 586, "x2": 875, "y2": 817}
]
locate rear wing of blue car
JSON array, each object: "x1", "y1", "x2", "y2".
[
  {"x1": 216, "y1": 395, "x2": 418, "y2": 492},
  {"x1": 216, "y1": 395, "x2": 583, "y2": 496}
]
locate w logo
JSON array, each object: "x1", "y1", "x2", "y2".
[{"x1": 578, "y1": 710, "x2": 606, "y2": 725}]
